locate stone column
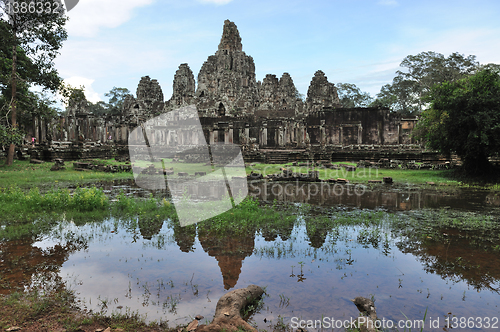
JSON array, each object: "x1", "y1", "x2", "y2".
[
  {"x1": 261, "y1": 123, "x2": 268, "y2": 147},
  {"x1": 245, "y1": 127, "x2": 250, "y2": 144},
  {"x1": 278, "y1": 126, "x2": 284, "y2": 147},
  {"x1": 320, "y1": 120, "x2": 326, "y2": 146},
  {"x1": 210, "y1": 129, "x2": 215, "y2": 144}
]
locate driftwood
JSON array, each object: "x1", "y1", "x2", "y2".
[
  {"x1": 196, "y1": 285, "x2": 264, "y2": 332},
  {"x1": 351, "y1": 297, "x2": 378, "y2": 332}
]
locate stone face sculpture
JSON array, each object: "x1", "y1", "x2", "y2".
[
  {"x1": 195, "y1": 20, "x2": 260, "y2": 117},
  {"x1": 170, "y1": 20, "x2": 339, "y2": 118},
  {"x1": 306, "y1": 70, "x2": 341, "y2": 112},
  {"x1": 35, "y1": 19, "x2": 418, "y2": 160},
  {"x1": 169, "y1": 64, "x2": 196, "y2": 107}
]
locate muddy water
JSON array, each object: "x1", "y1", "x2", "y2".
[
  {"x1": 247, "y1": 180, "x2": 499, "y2": 211},
  {"x1": 1, "y1": 213, "x2": 499, "y2": 331},
  {"x1": 79, "y1": 179, "x2": 500, "y2": 213},
  {"x1": 86, "y1": 179, "x2": 500, "y2": 211},
  {"x1": 1, "y1": 181, "x2": 499, "y2": 331}
]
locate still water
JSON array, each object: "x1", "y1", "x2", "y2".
[{"x1": 1, "y1": 180, "x2": 500, "y2": 331}]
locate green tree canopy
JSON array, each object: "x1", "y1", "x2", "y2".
[
  {"x1": 414, "y1": 69, "x2": 500, "y2": 176},
  {"x1": 336, "y1": 83, "x2": 373, "y2": 108},
  {"x1": 0, "y1": 125, "x2": 23, "y2": 148},
  {"x1": 58, "y1": 85, "x2": 132, "y2": 117},
  {"x1": 105, "y1": 86, "x2": 130, "y2": 115},
  {"x1": 372, "y1": 51, "x2": 479, "y2": 116},
  {"x1": 0, "y1": 0, "x2": 67, "y2": 165}
]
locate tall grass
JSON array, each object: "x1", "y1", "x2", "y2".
[{"x1": 0, "y1": 186, "x2": 109, "y2": 212}]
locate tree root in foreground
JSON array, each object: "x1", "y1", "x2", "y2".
[
  {"x1": 351, "y1": 296, "x2": 379, "y2": 332},
  {"x1": 190, "y1": 287, "x2": 377, "y2": 332},
  {"x1": 195, "y1": 284, "x2": 264, "y2": 332}
]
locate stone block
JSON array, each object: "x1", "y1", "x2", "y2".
[{"x1": 383, "y1": 177, "x2": 393, "y2": 184}]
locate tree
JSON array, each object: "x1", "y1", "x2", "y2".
[
  {"x1": 59, "y1": 85, "x2": 131, "y2": 117},
  {"x1": 0, "y1": 125, "x2": 22, "y2": 148},
  {"x1": 415, "y1": 69, "x2": 500, "y2": 176},
  {"x1": 372, "y1": 51, "x2": 479, "y2": 116},
  {"x1": 369, "y1": 83, "x2": 397, "y2": 109},
  {"x1": 87, "y1": 100, "x2": 108, "y2": 116},
  {"x1": 478, "y1": 63, "x2": 500, "y2": 74},
  {"x1": 105, "y1": 87, "x2": 130, "y2": 115},
  {"x1": 0, "y1": 0, "x2": 67, "y2": 165},
  {"x1": 336, "y1": 83, "x2": 373, "y2": 108},
  {"x1": 59, "y1": 83, "x2": 86, "y2": 109}
]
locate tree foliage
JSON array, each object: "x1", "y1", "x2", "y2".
[
  {"x1": 372, "y1": 51, "x2": 479, "y2": 116},
  {"x1": 0, "y1": 0, "x2": 67, "y2": 165},
  {"x1": 0, "y1": 124, "x2": 23, "y2": 147},
  {"x1": 59, "y1": 84, "x2": 130, "y2": 117},
  {"x1": 105, "y1": 86, "x2": 130, "y2": 115},
  {"x1": 336, "y1": 83, "x2": 373, "y2": 108},
  {"x1": 415, "y1": 69, "x2": 500, "y2": 175},
  {"x1": 59, "y1": 83, "x2": 86, "y2": 108}
]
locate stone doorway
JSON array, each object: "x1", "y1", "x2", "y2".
[{"x1": 218, "y1": 103, "x2": 226, "y2": 117}]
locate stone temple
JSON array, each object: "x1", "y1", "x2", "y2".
[{"x1": 30, "y1": 20, "x2": 431, "y2": 163}]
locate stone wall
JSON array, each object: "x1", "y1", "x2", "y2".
[{"x1": 29, "y1": 20, "x2": 425, "y2": 163}]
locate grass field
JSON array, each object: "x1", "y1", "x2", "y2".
[
  {"x1": 1, "y1": 158, "x2": 494, "y2": 190},
  {"x1": 246, "y1": 161, "x2": 461, "y2": 186},
  {"x1": 0, "y1": 159, "x2": 133, "y2": 189}
]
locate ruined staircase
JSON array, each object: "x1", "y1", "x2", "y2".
[{"x1": 262, "y1": 149, "x2": 307, "y2": 164}]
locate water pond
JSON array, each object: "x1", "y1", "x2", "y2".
[{"x1": 1, "y1": 180, "x2": 500, "y2": 331}]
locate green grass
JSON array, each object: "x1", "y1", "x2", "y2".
[
  {"x1": 197, "y1": 196, "x2": 296, "y2": 236},
  {"x1": 0, "y1": 186, "x2": 296, "y2": 241},
  {"x1": 371, "y1": 168, "x2": 458, "y2": 185},
  {"x1": 135, "y1": 158, "x2": 215, "y2": 174},
  {"x1": 0, "y1": 184, "x2": 390, "y2": 243},
  {"x1": 0, "y1": 187, "x2": 178, "y2": 240},
  {"x1": 1, "y1": 158, "x2": 491, "y2": 190},
  {"x1": 392, "y1": 209, "x2": 500, "y2": 245},
  {"x1": 0, "y1": 159, "x2": 133, "y2": 189},
  {"x1": 246, "y1": 162, "x2": 461, "y2": 185},
  {"x1": 0, "y1": 288, "x2": 173, "y2": 332}
]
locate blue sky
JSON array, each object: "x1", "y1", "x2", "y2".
[{"x1": 56, "y1": 0, "x2": 500, "y2": 104}]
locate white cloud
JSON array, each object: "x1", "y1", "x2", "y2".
[
  {"x1": 425, "y1": 28, "x2": 500, "y2": 65},
  {"x1": 63, "y1": 76, "x2": 102, "y2": 103},
  {"x1": 65, "y1": 0, "x2": 154, "y2": 37},
  {"x1": 197, "y1": 0, "x2": 233, "y2": 5}
]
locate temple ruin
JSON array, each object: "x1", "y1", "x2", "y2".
[{"x1": 29, "y1": 20, "x2": 434, "y2": 163}]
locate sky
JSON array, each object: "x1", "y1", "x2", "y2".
[{"x1": 55, "y1": 0, "x2": 500, "y2": 104}]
